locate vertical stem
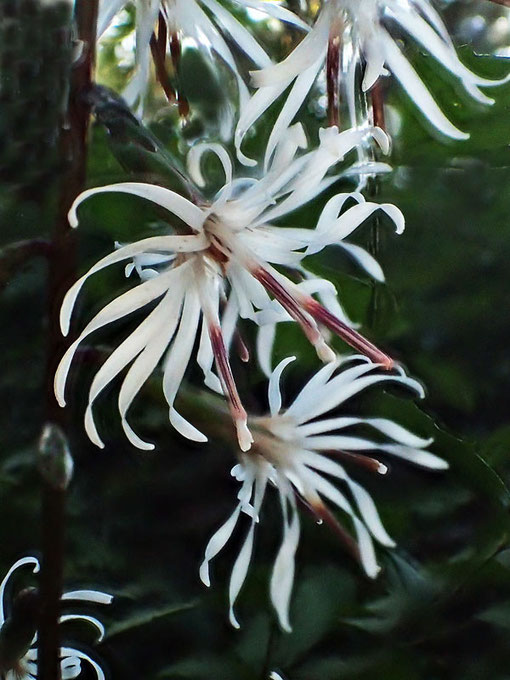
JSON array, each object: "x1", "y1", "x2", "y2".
[{"x1": 39, "y1": 2, "x2": 98, "y2": 680}]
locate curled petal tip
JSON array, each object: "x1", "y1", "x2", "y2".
[
  {"x1": 67, "y1": 205, "x2": 79, "y2": 229},
  {"x1": 199, "y1": 563, "x2": 211, "y2": 587},
  {"x1": 229, "y1": 609, "x2": 241, "y2": 629},
  {"x1": 372, "y1": 127, "x2": 390, "y2": 155}
]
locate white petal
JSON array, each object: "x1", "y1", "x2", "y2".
[
  {"x1": 263, "y1": 51, "x2": 326, "y2": 170},
  {"x1": 201, "y1": 0, "x2": 272, "y2": 68},
  {"x1": 297, "y1": 369, "x2": 424, "y2": 424},
  {"x1": 0, "y1": 557, "x2": 39, "y2": 624},
  {"x1": 297, "y1": 416, "x2": 361, "y2": 437},
  {"x1": 389, "y1": 4, "x2": 510, "y2": 90},
  {"x1": 163, "y1": 289, "x2": 207, "y2": 442},
  {"x1": 83, "y1": 293, "x2": 180, "y2": 448},
  {"x1": 228, "y1": 474, "x2": 268, "y2": 628},
  {"x1": 256, "y1": 323, "x2": 276, "y2": 377},
  {"x1": 187, "y1": 142, "x2": 233, "y2": 190},
  {"x1": 235, "y1": 80, "x2": 293, "y2": 166},
  {"x1": 270, "y1": 484, "x2": 300, "y2": 632},
  {"x1": 97, "y1": 0, "x2": 125, "y2": 36},
  {"x1": 60, "y1": 647, "x2": 105, "y2": 680},
  {"x1": 382, "y1": 31, "x2": 469, "y2": 140},
  {"x1": 364, "y1": 418, "x2": 433, "y2": 448},
  {"x1": 346, "y1": 479, "x2": 395, "y2": 548},
  {"x1": 61, "y1": 590, "x2": 113, "y2": 604},
  {"x1": 118, "y1": 289, "x2": 184, "y2": 450},
  {"x1": 59, "y1": 614, "x2": 105, "y2": 642},
  {"x1": 200, "y1": 504, "x2": 243, "y2": 587},
  {"x1": 286, "y1": 359, "x2": 373, "y2": 423},
  {"x1": 379, "y1": 444, "x2": 449, "y2": 470},
  {"x1": 250, "y1": 6, "x2": 329, "y2": 88},
  {"x1": 235, "y1": 0, "x2": 309, "y2": 30},
  {"x1": 228, "y1": 523, "x2": 256, "y2": 629},
  {"x1": 55, "y1": 265, "x2": 186, "y2": 410},
  {"x1": 268, "y1": 356, "x2": 296, "y2": 417},
  {"x1": 352, "y1": 517, "x2": 381, "y2": 579},
  {"x1": 59, "y1": 236, "x2": 204, "y2": 337},
  {"x1": 69, "y1": 183, "x2": 205, "y2": 232},
  {"x1": 339, "y1": 242, "x2": 385, "y2": 282}
]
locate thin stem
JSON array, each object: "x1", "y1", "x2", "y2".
[{"x1": 39, "y1": 2, "x2": 98, "y2": 679}]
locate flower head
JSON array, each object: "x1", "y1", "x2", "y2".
[
  {"x1": 237, "y1": 0, "x2": 510, "y2": 164},
  {"x1": 98, "y1": 0, "x2": 307, "y2": 129},
  {"x1": 0, "y1": 557, "x2": 112, "y2": 680},
  {"x1": 199, "y1": 355, "x2": 447, "y2": 631},
  {"x1": 55, "y1": 124, "x2": 403, "y2": 452}
]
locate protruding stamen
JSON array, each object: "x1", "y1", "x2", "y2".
[
  {"x1": 170, "y1": 32, "x2": 190, "y2": 118},
  {"x1": 150, "y1": 18, "x2": 176, "y2": 105},
  {"x1": 209, "y1": 324, "x2": 253, "y2": 451},
  {"x1": 327, "y1": 449, "x2": 389, "y2": 475},
  {"x1": 253, "y1": 266, "x2": 335, "y2": 363},
  {"x1": 371, "y1": 81, "x2": 386, "y2": 132},
  {"x1": 235, "y1": 331, "x2": 250, "y2": 363},
  {"x1": 326, "y1": 32, "x2": 341, "y2": 128},
  {"x1": 303, "y1": 297, "x2": 394, "y2": 369},
  {"x1": 299, "y1": 494, "x2": 362, "y2": 566}
]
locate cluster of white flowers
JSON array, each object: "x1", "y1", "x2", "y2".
[
  {"x1": 0, "y1": 557, "x2": 112, "y2": 680},
  {"x1": 54, "y1": 0, "x2": 506, "y2": 634}
]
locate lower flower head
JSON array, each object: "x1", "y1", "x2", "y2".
[{"x1": 200, "y1": 355, "x2": 447, "y2": 631}]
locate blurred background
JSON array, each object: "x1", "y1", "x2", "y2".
[{"x1": 1, "y1": 1, "x2": 510, "y2": 678}]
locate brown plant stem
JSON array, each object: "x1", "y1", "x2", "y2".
[{"x1": 39, "y1": 2, "x2": 98, "y2": 679}]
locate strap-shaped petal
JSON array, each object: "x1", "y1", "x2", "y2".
[{"x1": 69, "y1": 183, "x2": 204, "y2": 231}]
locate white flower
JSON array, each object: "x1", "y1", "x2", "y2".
[
  {"x1": 199, "y1": 355, "x2": 447, "y2": 631},
  {"x1": 237, "y1": 0, "x2": 510, "y2": 164},
  {"x1": 0, "y1": 557, "x2": 112, "y2": 680},
  {"x1": 55, "y1": 124, "x2": 404, "y2": 452},
  {"x1": 97, "y1": 0, "x2": 307, "y2": 128}
]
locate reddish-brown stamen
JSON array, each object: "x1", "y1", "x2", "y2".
[
  {"x1": 326, "y1": 34, "x2": 341, "y2": 128},
  {"x1": 235, "y1": 331, "x2": 250, "y2": 363},
  {"x1": 150, "y1": 18, "x2": 176, "y2": 104},
  {"x1": 209, "y1": 324, "x2": 252, "y2": 451},
  {"x1": 157, "y1": 13, "x2": 167, "y2": 61},
  {"x1": 303, "y1": 297, "x2": 394, "y2": 369},
  {"x1": 371, "y1": 81, "x2": 386, "y2": 132},
  {"x1": 170, "y1": 32, "x2": 190, "y2": 118},
  {"x1": 327, "y1": 449, "x2": 388, "y2": 475},
  {"x1": 253, "y1": 266, "x2": 328, "y2": 355},
  {"x1": 298, "y1": 494, "x2": 361, "y2": 566}
]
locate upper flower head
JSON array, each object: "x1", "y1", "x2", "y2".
[
  {"x1": 237, "y1": 0, "x2": 510, "y2": 163},
  {"x1": 97, "y1": 0, "x2": 307, "y2": 130},
  {"x1": 200, "y1": 355, "x2": 447, "y2": 631},
  {"x1": 0, "y1": 557, "x2": 112, "y2": 680},
  {"x1": 55, "y1": 124, "x2": 403, "y2": 452}
]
